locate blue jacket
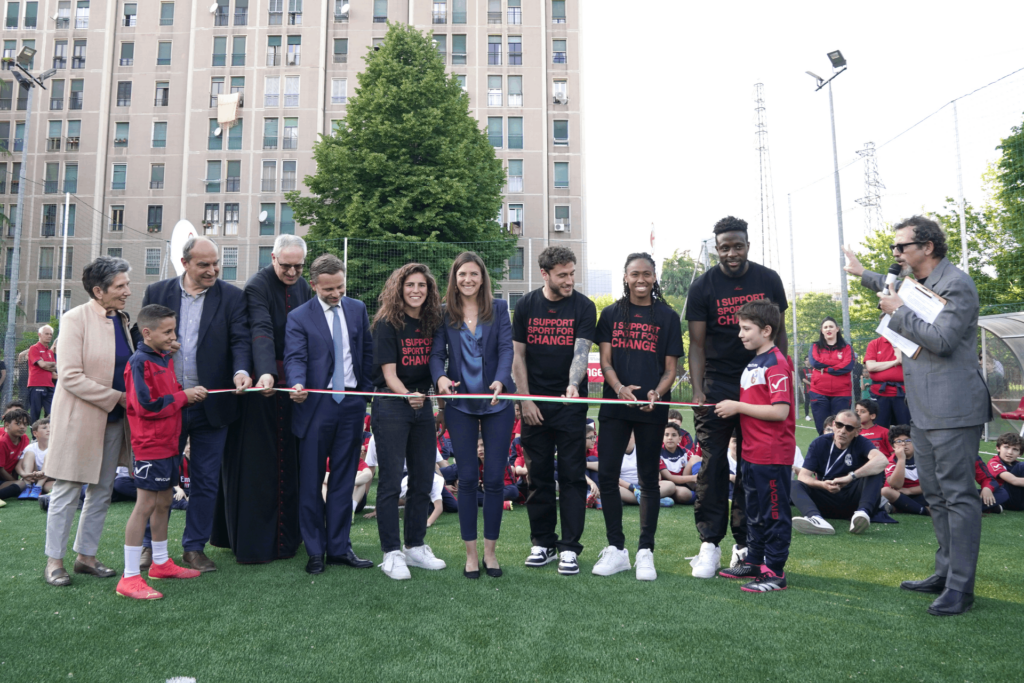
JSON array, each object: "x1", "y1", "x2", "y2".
[
  {"x1": 429, "y1": 299, "x2": 516, "y2": 396},
  {"x1": 284, "y1": 296, "x2": 374, "y2": 439}
]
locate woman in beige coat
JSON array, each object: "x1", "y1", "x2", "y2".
[{"x1": 43, "y1": 256, "x2": 134, "y2": 586}]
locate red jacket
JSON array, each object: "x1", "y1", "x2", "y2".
[
  {"x1": 865, "y1": 337, "x2": 905, "y2": 398},
  {"x1": 125, "y1": 343, "x2": 188, "y2": 461},
  {"x1": 809, "y1": 343, "x2": 855, "y2": 397},
  {"x1": 974, "y1": 456, "x2": 1000, "y2": 492}
]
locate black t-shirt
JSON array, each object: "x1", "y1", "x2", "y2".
[
  {"x1": 512, "y1": 288, "x2": 596, "y2": 397},
  {"x1": 371, "y1": 313, "x2": 434, "y2": 394},
  {"x1": 684, "y1": 261, "x2": 788, "y2": 401},
  {"x1": 802, "y1": 434, "x2": 876, "y2": 480},
  {"x1": 595, "y1": 301, "x2": 684, "y2": 424}
]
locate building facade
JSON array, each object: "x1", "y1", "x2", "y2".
[{"x1": 0, "y1": 0, "x2": 585, "y2": 325}]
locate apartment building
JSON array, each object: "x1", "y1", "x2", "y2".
[{"x1": 0, "y1": 0, "x2": 585, "y2": 326}]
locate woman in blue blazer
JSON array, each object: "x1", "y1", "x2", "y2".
[{"x1": 430, "y1": 252, "x2": 516, "y2": 579}]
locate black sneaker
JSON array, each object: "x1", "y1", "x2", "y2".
[
  {"x1": 557, "y1": 551, "x2": 579, "y2": 575},
  {"x1": 525, "y1": 546, "x2": 558, "y2": 568},
  {"x1": 718, "y1": 562, "x2": 759, "y2": 580},
  {"x1": 741, "y1": 568, "x2": 788, "y2": 592},
  {"x1": 39, "y1": 494, "x2": 50, "y2": 512}
]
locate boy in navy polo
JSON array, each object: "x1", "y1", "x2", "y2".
[
  {"x1": 117, "y1": 305, "x2": 208, "y2": 600},
  {"x1": 713, "y1": 299, "x2": 795, "y2": 592}
]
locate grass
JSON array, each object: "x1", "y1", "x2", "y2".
[{"x1": 1, "y1": 419, "x2": 1021, "y2": 683}]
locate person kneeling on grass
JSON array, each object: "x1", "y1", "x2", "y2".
[
  {"x1": 987, "y1": 433, "x2": 1024, "y2": 511},
  {"x1": 790, "y1": 408, "x2": 888, "y2": 536},
  {"x1": 712, "y1": 299, "x2": 795, "y2": 592},
  {"x1": 0, "y1": 408, "x2": 31, "y2": 505},
  {"x1": 881, "y1": 426, "x2": 929, "y2": 516},
  {"x1": 117, "y1": 305, "x2": 208, "y2": 600}
]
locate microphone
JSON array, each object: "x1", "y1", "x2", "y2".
[{"x1": 882, "y1": 263, "x2": 901, "y2": 296}]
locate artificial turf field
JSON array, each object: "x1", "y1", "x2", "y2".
[{"x1": 1, "y1": 415, "x2": 1021, "y2": 683}]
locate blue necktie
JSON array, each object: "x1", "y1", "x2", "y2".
[{"x1": 332, "y1": 305, "x2": 346, "y2": 404}]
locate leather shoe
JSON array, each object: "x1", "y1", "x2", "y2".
[
  {"x1": 140, "y1": 547, "x2": 153, "y2": 570},
  {"x1": 900, "y1": 574, "x2": 946, "y2": 594},
  {"x1": 74, "y1": 559, "x2": 116, "y2": 578},
  {"x1": 326, "y1": 551, "x2": 373, "y2": 569},
  {"x1": 182, "y1": 550, "x2": 217, "y2": 573},
  {"x1": 306, "y1": 554, "x2": 325, "y2": 574},
  {"x1": 45, "y1": 566, "x2": 71, "y2": 587},
  {"x1": 928, "y1": 588, "x2": 974, "y2": 616}
]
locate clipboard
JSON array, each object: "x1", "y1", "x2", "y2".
[{"x1": 876, "y1": 278, "x2": 948, "y2": 360}]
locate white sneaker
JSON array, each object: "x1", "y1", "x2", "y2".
[
  {"x1": 403, "y1": 544, "x2": 446, "y2": 570},
  {"x1": 557, "y1": 551, "x2": 579, "y2": 575},
  {"x1": 850, "y1": 510, "x2": 870, "y2": 534},
  {"x1": 591, "y1": 546, "x2": 631, "y2": 576},
  {"x1": 379, "y1": 550, "x2": 411, "y2": 580},
  {"x1": 730, "y1": 544, "x2": 748, "y2": 568},
  {"x1": 689, "y1": 542, "x2": 721, "y2": 579},
  {"x1": 805, "y1": 415, "x2": 812, "y2": 422},
  {"x1": 635, "y1": 549, "x2": 657, "y2": 581},
  {"x1": 792, "y1": 516, "x2": 835, "y2": 535}
]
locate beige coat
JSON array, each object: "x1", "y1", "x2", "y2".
[{"x1": 44, "y1": 299, "x2": 134, "y2": 484}]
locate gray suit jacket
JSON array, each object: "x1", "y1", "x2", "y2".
[{"x1": 861, "y1": 258, "x2": 991, "y2": 430}]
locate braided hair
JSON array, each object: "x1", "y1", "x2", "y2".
[{"x1": 616, "y1": 252, "x2": 663, "y2": 319}]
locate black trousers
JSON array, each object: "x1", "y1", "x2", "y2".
[
  {"x1": 693, "y1": 406, "x2": 746, "y2": 547},
  {"x1": 790, "y1": 473, "x2": 884, "y2": 519},
  {"x1": 520, "y1": 401, "x2": 588, "y2": 555},
  {"x1": 597, "y1": 419, "x2": 664, "y2": 552},
  {"x1": 28, "y1": 386, "x2": 54, "y2": 423},
  {"x1": 742, "y1": 462, "x2": 792, "y2": 574}
]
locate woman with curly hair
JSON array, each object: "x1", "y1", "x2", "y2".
[
  {"x1": 429, "y1": 252, "x2": 516, "y2": 579},
  {"x1": 370, "y1": 263, "x2": 446, "y2": 580}
]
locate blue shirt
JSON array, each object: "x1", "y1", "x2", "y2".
[
  {"x1": 450, "y1": 322, "x2": 503, "y2": 416},
  {"x1": 175, "y1": 277, "x2": 206, "y2": 389},
  {"x1": 802, "y1": 434, "x2": 875, "y2": 480}
]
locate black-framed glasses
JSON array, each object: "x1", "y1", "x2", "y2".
[
  {"x1": 889, "y1": 241, "x2": 924, "y2": 254},
  {"x1": 892, "y1": 438, "x2": 912, "y2": 446},
  {"x1": 833, "y1": 420, "x2": 857, "y2": 433},
  {"x1": 277, "y1": 262, "x2": 303, "y2": 272},
  {"x1": 585, "y1": 435, "x2": 597, "y2": 441}
]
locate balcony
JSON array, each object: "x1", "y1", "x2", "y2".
[
  {"x1": 47, "y1": 137, "x2": 62, "y2": 151},
  {"x1": 56, "y1": 17, "x2": 70, "y2": 29},
  {"x1": 333, "y1": 53, "x2": 347, "y2": 64},
  {"x1": 432, "y1": 10, "x2": 446, "y2": 23},
  {"x1": 119, "y1": 58, "x2": 133, "y2": 66},
  {"x1": 50, "y1": 98, "x2": 64, "y2": 110},
  {"x1": 234, "y1": 9, "x2": 248, "y2": 25},
  {"x1": 283, "y1": 135, "x2": 298, "y2": 150},
  {"x1": 71, "y1": 57, "x2": 85, "y2": 69},
  {"x1": 117, "y1": 97, "x2": 131, "y2": 107},
  {"x1": 507, "y1": 176, "x2": 523, "y2": 193},
  {"x1": 488, "y1": 11, "x2": 501, "y2": 23},
  {"x1": 41, "y1": 227, "x2": 56, "y2": 242},
  {"x1": 69, "y1": 93, "x2": 83, "y2": 109},
  {"x1": 123, "y1": 15, "x2": 137, "y2": 27},
  {"x1": 214, "y1": 8, "x2": 229, "y2": 25},
  {"x1": 261, "y1": 179, "x2": 276, "y2": 192},
  {"x1": 66, "y1": 137, "x2": 80, "y2": 151},
  {"x1": 263, "y1": 136, "x2": 278, "y2": 149},
  {"x1": 508, "y1": 50, "x2": 522, "y2": 65},
  {"x1": 154, "y1": 96, "x2": 169, "y2": 107},
  {"x1": 226, "y1": 177, "x2": 240, "y2": 192},
  {"x1": 150, "y1": 180, "x2": 164, "y2": 189},
  {"x1": 0, "y1": 98, "x2": 9, "y2": 110},
  {"x1": 53, "y1": 57, "x2": 67, "y2": 69}
]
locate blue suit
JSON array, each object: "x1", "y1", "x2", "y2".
[{"x1": 284, "y1": 296, "x2": 373, "y2": 558}]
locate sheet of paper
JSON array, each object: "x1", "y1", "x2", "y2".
[
  {"x1": 897, "y1": 279, "x2": 944, "y2": 324},
  {"x1": 876, "y1": 314, "x2": 920, "y2": 358}
]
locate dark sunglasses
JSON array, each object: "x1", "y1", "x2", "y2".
[
  {"x1": 277, "y1": 263, "x2": 304, "y2": 273},
  {"x1": 889, "y1": 241, "x2": 924, "y2": 254},
  {"x1": 833, "y1": 420, "x2": 857, "y2": 433}
]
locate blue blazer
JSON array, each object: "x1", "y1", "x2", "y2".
[
  {"x1": 131, "y1": 277, "x2": 251, "y2": 429},
  {"x1": 429, "y1": 299, "x2": 516, "y2": 397},
  {"x1": 284, "y1": 296, "x2": 374, "y2": 439}
]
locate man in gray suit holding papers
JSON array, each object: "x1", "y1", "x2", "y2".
[{"x1": 844, "y1": 215, "x2": 991, "y2": 617}]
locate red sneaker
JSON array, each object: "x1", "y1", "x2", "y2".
[
  {"x1": 116, "y1": 574, "x2": 163, "y2": 600},
  {"x1": 149, "y1": 558, "x2": 202, "y2": 580},
  {"x1": 503, "y1": 501, "x2": 514, "y2": 511}
]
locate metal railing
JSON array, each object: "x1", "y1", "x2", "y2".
[
  {"x1": 263, "y1": 136, "x2": 278, "y2": 149},
  {"x1": 452, "y1": 11, "x2": 466, "y2": 23},
  {"x1": 508, "y1": 8, "x2": 521, "y2": 24},
  {"x1": 488, "y1": 51, "x2": 501, "y2": 66},
  {"x1": 334, "y1": 12, "x2": 348, "y2": 22},
  {"x1": 333, "y1": 53, "x2": 347, "y2": 63},
  {"x1": 213, "y1": 54, "x2": 227, "y2": 67},
  {"x1": 69, "y1": 93, "x2": 83, "y2": 109},
  {"x1": 160, "y1": 15, "x2": 173, "y2": 26},
  {"x1": 488, "y1": 133, "x2": 502, "y2": 148},
  {"x1": 63, "y1": 180, "x2": 76, "y2": 193},
  {"x1": 150, "y1": 180, "x2": 164, "y2": 189},
  {"x1": 119, "y1": 58, "x2": 133, "y2": 66},
  {"x1": 487, "y1": 92, "x2": 502, "y2": 107},
  {"x1": 284, "y1": 94, "x2": 298, "y2": 107},
  {"x1": 436, "y1": 51, "x2": 446, "y2": 64},
  {"x1": 35, "y1": 308, "x2": 52, "y2": 323},
  {"x1": 508, "y1": 134, "x2": 523, "y2": 149},
  {"x1": 452, "y1": 52, "x2": 466, "y2": 65},
  {"x1": 283, "y1": 135, "x2": 298, "y2": 149},
  {"x1": 0, "y1": 98, "x2": 9, "y2": 110},
  {"x1": 261, "y1": 179, "x2": 276, "y2": 192},
  {"x1": 208, "y1": 136, "x2": 222, "y2": 149},
  {"x1": 267, "y1": 52, "x2": 281, "y2": 66},
  {"x1": 553, "y1": 53, "x2": 566, "y2": 64},
  {"x1": 226, "y1": 177, "x2": 240, "y2": 192},
  {"x1": 112, "y1": 180, "x2": 126, "y2": 190},
  {"x1": 53, "y1": 57, "x2": 67, "y2": 69},
  {"x1": 288, "y1": 11, "x2": 302, "y2": 24},
  {"x1": 264, "y1": 94, "x2": 279, "y2": 107},
  {"x1": 148, "y1": 223, "x2": 162, "y2": 232},
  {"x1": 373, "y1": 15, "x2": 387, "y2": 23},
  {"x1": 508, "y1": 50, "x2": 522, "y2": 65},
  {"x1": 71, "y1": 56, "x2": 85, "y2": 69},
  {"x1": 214, "y1": 8, "x2": 229, "y2": 25},
  {"x1": 47, "y1": 137, "x2": 61, "y2": 151},
  {"x1": 507, "y1": 176, "x2": 523, "y2": 193},
  {"x1": 44, "y1": 181, "x2": 59, "y2": 193},
  {"x1": 154, "y1": 96, "x2": 169, "y2": 107},
  {"x1": 231, "y1": 53, "x2": 245, "y2": 67},
  {"x1": 117, "y1": 97, "x2": 131, "y2": 107},
  {"x1": 234, "y1": 9, "x2": 248, "y2": 25},
  {"x1": 16, "y1": 97, "x2": 27, "y2": 110},
  {"x1": 0, "y1": 180, "x2": 5, "y2": 193},
  {"x1": 110, "y1": 221, "x2": 124, "y2": 231},
  {"x1": 210, "y1": 91, "x2": 223, "y2": 107},
  {"x1": 488, "y1": 11, "x2": 501, "y2": 23},
  {"x1": 50, "y1": 98, "x2": 63, "y2": 110},
  {"x1": 432, "y1": 10, "x2": 446, "y2": 23},
  {"x1": 123, "y1": 15, "x2": 137, "y2": 27},
  {"x1": 13, "y1": 138, "x2": 24, "y2": 151},
  {"x1": 281, "y1": 178, "x2": 296, "y2": 191},
  {"x1": 66, "y1": 137, "x2": 80, "y2": 151},
  {"x1": 157, "y1": 57, "x2": 171, "y2": 66},
  {"x1": 55, "y1": 17, "x2": 69, "y2": 29},
  {"x1": 75, "y1": 17, "x2": 89, "y2": 29},
  {"x1": 269, "y1": 11, "x2": 282, "y2": 25},
  {"x1": 508, "y1": 93, "x2": 522, "y2": 107}
]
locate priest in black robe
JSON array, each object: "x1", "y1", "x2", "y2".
[{"x1": 212, "y1": 235, "x2": 312, "y2": 563}]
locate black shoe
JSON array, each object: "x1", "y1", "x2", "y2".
[
  {"x1": 305, "y1": 555, "x2": 325, "y2": 575},
  {"x1": 484, "y1": 562, "x2": 502, "y2": 578},
  {"x1": 463, "y1": 568, "x2": 480, "y2": 579},
  {"x1": 928, "y1": 588, "x2": 974, "y2": 616},
  {"x1": 900, "y1": 574, "x2": 946, "y2": 594},
  {"x1": 39, "y1": 494, "x2": 50, "y2": 512},
  {"x1": 326, "y1": 551, "x2": 373, "y2": 569},
  {"x1": 718, "y1": 562, "x2": 760, "y2": 580}
]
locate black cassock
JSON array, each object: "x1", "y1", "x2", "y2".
[{"x1": 212, "y1": 265, "x2": 312, "y2": 563}]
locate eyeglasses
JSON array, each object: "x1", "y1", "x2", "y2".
[
  {"x1": 892, "y1": 439, "x2": 912, "y2": 446},
  {"x1": 889, "y1": 241, "x2": 924, "y2": 254},
  {"x1": 277, "y1": 263, "x2": 303, "y2": 273},
  {"x1": 832, "y1": 420, "x2": 857, "y2": 433},
  {"x1": 585, "y1": 435, "x2": 597, "y2": 441}
]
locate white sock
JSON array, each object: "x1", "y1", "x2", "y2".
[
  {"x1": 124, "y1": 545, "x2": 143, "y2": 578},
  {"x1": 353, "y1": 499, "x2": 359, "y2": 512},
  {"x1": 153, "y1": 540, "x2": 169, "y2": 565}
]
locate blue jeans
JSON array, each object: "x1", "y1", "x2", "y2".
[
  {"x1": 809, "y1": 392, "x2": 851, "y2": 435},
  {"x1": 446, "y1": 404, "x2": 515, "y2": 542}
]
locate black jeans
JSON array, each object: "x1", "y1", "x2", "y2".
[
  {"x1": 790, "y1": 473, "x2": 884, "y2": 519},
  {"x1": 693, "y1": 405, "x2": 746, "y2": 547},
  {"x1": 520, "y1": 401, "x2": 588, "y2": 555},
  {"x1": 597, "y1": 419, "x2": 664, "y2": 552},
  {"x1": 371, "y1": 396, "x2": 436, "y2": 553}
]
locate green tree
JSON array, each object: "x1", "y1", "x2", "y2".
[
  {"x1": 794, "y1": 292, "x2": 842, "y2": 349},
  {"x1": 995, "y1": 112, "x2": 1024, "y2": 247},
  {"x1": 659, "y1": 249, "x2": 698, "y2": 300}
]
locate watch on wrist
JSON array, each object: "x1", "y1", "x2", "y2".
[{"x1": 850, "y1": 471, "x2": 858, "y2": 480}]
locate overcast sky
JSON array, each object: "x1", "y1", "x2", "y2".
[{"x1": 580, "y1": 0, "x2": 1024, "y2": 292}]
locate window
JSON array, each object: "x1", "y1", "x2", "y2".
[
  {"x1": 288, "y1": 0, "x2": 302, "y2": 24},
  {"x1": 21, "y1": 39, "x2": 35, "y2": 69},
  {"x1": 507, "y1": 159, "x2": 523, "y2": 192},
  {"x1": 507, "y1": 0, "x2": 520, "y2": 24},
  {"x1": 154, "y1": 81, "x2": 169, "y2": 107},
  {"x1": 123, "y1": 2, "x2": 136, "y2": 26},
  {"x1": 433, "y1": 1, "x2": 445, "y2": 23},
  {"x1": 2, "y1": 40, "x2": 14, "y2": 70},
  {"x1": 50, "y1": 80, "x2": 65, "y2": 111},
  {"x1": 28, "y1": 0, "x2": 40, "y2": 27},
  {"x1": 553, "y1": 79, "x2": 567, "y2": 103},
  {"x1": 487, "y1": 117, "x2": 502, "y2": 148},
  {"x1": 455, "y1": 74, "x2": 467, "y2": 92},
  {"x1": 331, "y1": 79, "x2": 346, "y2": 105},
  {"x1": 56, "y1": 0, "x2": 69, "y2": 28},
  {"x1": 59, "y1": 206, "x2": 75, "y2": 237},
  {"x1": 0, "y1": 82, "x2": 9, "y2": 110},
  {"x1": 452, "y1": 34, "x2": 466, "y2": 64},
  {"x1": 372, "y1": 37, "x2": 384, "y2": 49},
  {"x1": 5, "y1": 201, "x2": 15, "y2": 232},
  {"x1": 54, "y1": 41, "x2": 68, "y2": 69},
  {"x1": 452, "y1": 0, "x2": 466, "y2": 23},
  {"x1": 226, "y1": 160, "x2": 240, "y2": 192},
  {"x1": 160, "y1": 2, "x2": 174, "y2": 25},
  {"x1": 334, "y1": 0, "x2": 348, "y2": 22},
  {"x1": 333, "y1": 38, "x2": 348, "y2": 63},
  {"x1": 222, "y1": 246, "x2": 238, "y2": 279},
  {"x1": 500, "y1": 76, "x2": 519, "y2": 108},
  {"x1": 203, "y1": 203, "x2": 219, "y2": 233},
  {"x1": 66, "y1": 119, "x2": 80, "y2": 150},
  {"x1": 36, "y1": 290, "x2": 52, "y2": 323},
  {"x1": 232, "y1": 36, "x2": 246, "y2": 67},
  {"x1": 280, "y1": 203, "x2": 294, "y2": 234},
  {"x1": 258, "y1": 246, "x2": 273, "y2": 269},
  {"x1": 234, "y1": 0, "x2": 248, "y2": 25},
  {"x1": 488, "y1": 76, "x2": 501, "y2": 107},
  {"x1": 508, "y1": 203, "x2": 523, "y2": 233},
  {"x1": 487, "y1": 0, "x2": 500, "y2": 23},
  {"x1": 152, "y1": 121, "x2": 167, "y2": 148},
  {"x1": 261, "y1": 160, "x2": 276, "y2": 192},
  {"x1": 554, "y1": 205, "x2": 569, "y2": 231},
  {"x1": 259, "y1": 202, "x2": 275, "y2": 235},
  {"x1": 282, "y1": 160, "x2": 296, "y2": 191},
  {"x1": 114, "y1": 121, "x2": 129, "y2": 147},
  {"x1": 284, "y1": 75, "x2": 299, "y2": 107},
  {"x1": 213, "y1": 36, "x2": 227, "y2": 67},
  {"x1": 0, "y1": 163, "x2": 6, "y2": 192},
  {"x1": 228, "y1": 120, "x2": 243, "y2": 150},
  {"x1": 207, "y1": 118, "x2": 222, "y2": 150},
  {"x1": 72, "y1": 39, "x2": 86, "y2": 69},
  {"x1": 509, "y1": 246, "x2": 524, "y2": 280},
  {"x1": 508, "y1": 292, "x2": 522, "y2": 311},
  {"x1": 145, "y1": 248, "x2": 160, "y2": 275},
  {"x1": 554, "y1": 161, "x2": 568, "y2": 188},
  {"x1": 157, "y1": 42, "x2": 172, "y2": 66},
  {"x1": 274, "y1": 117, "x2": 295, "y2": 150},
  {"x1": 552, "y1": 0, "x2": 565, "y2": 23},
  {"x1": 508, "y1": 36, "x2": 522, "y2": 65},
  {"x1": 13, "y1": 122, "x2": 23, "y2": 152},
  {"x1": 3, "y1": 247, "x2": 11, "y2": 276},
  {"x1": 508, "y1": 117, "x2": 523, "y2": 149},
  {"x1": 210, "y1": 77, "x2": 224, "y2": 107},
  {"x1": 553, "y1": 39, "x2": 566, "y2": 64},
  {"x1": 110, "y1": 205, "x2": 124, "y2": 231},
  {"x1": 434, "y1": 34, "x2": 446, "y2": 62},
  {"x1": 263, "y1": 118, "x2": 278, "y2": 149},
  {"x1": 286, "y1": 35, "x2": 301, "y2": 66},
  {"x1": 147, "y1": 204, "x2": 163, "y2": 230},
  {"x1": 63, "y1": 163, "x2": 77, "y2": 193},
  {"x1": 56, "y1": 288, "x2": 71, "y2": 316},
  {"x1": 331, "y1": 119, "x2": 343, "y2": 133},
  {"x1": 206, "y1": 160, "x2": 221, "y2": 193},
  {"x1": 119, "y1": 42, "x2": 134, "y2": 67},
  {"x1": 268, "y1": 0, "x2": 282, "y2": 24},
  {"x1": 224, "y1": 203, "x2": 239, "y2": 235},
  {"x1": 214, "y1": 0, "x2": 228, "y2": 25},
  {"x1": 372, "y1": 0, "x2": 386, "y2": 22},
  {"x1": 6, "y1": 0, "x2": 18, "y2": 28},
  {"x1": 41, "y1": 208, "x2": 57, "y2": 241},
  {"x1": 44, "y1": 162, "x2": 59, "y2": 193},
  {"x1": 267, "y1": 36, "x2": 282, "y2": 66},
  {"x1": 69, "y1": 79, "x2": 82, "y2": 109},
  {"x1": 150, "y1": 164, "x2": 164, "y2": 190},
  {"x1": 107, "y1": 248, "x2": 122, "y2": 258},
  {"x1": 553, "y1": 120, "x2": 568, "y2": 145},
  {"x1": 488, "y1": 35, "x2": 501, "y2": 65},
  {"x1": 111, "y1": 163, "x2": 127, "y2": 190}
]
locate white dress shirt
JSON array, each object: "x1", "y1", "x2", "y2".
[{"x1": 319, "y1": 296, "x2": 357, "y2": 389}]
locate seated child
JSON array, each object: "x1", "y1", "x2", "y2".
[
  {"x1": 17, "y1": 417, "x2": 53, "y2": 498},
  {"x1": 880, "y1": 425, "x2": 928, "y2": 516},
  {"x1": 856, "y1": 399, "x2": 892, "y2": 459},
  {"x1": 660, "y1": 423, "x2": 697, "y2": 504},
  {"x1": 0, "y1": 408, "x2": 31, "y2": 503},
  {"x1": 974, "y1": 455, "x2": 1006, "y2": 514},
  {"x1": 822, "y1": 415, "x2": 836, "y2": 435},
  {"x1": 616, "y1": 432, "x2": 676, "y2": 507},
  {"x1": 476, "y1": 436, "x2": 519, "y2": 510},
  {"x1": 987, "y1": 432, "x2": 1024, "y2": 511},
  {"x1": 400, "y1": 471, "x2": 450, "y2": 527}
]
